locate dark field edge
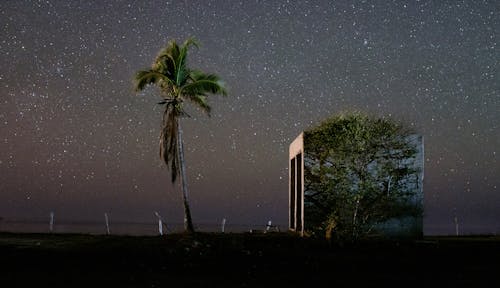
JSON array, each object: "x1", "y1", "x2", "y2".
[{"x1": 1, "y1": 232, "x2": 499, "y2": 288}]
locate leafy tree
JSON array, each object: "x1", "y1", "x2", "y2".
[
  {"x1": 303, "y1": 113, "x2": 422, "y2": 240},
  {"x1": 134, "y1": 38, "x2": 227, "y2": 233}
]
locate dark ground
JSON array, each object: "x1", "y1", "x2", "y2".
[{"x1": 1, "y1": 232, "x2": 498, "y2": 287}]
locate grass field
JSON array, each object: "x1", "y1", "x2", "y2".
[{"x1": 1, "y1": 232, "x2": 498, "y2": 287}]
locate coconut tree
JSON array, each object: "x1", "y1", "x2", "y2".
[{"x1": 134, "y1": 38, "x2": 227, "y2": 233}]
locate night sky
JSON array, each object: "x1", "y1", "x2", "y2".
[{"x1": 1, "y1": 1, "x2": 498, "y2": 234}]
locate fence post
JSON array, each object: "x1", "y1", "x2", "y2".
[
  {"x1": 265, "y1": 220, "x2": 272, "y2": 233},
  {"x1": 221, "y1": 218, "x2": 226, "y2": 233},
  {"x1": 154, "y1": 211, "x2": 167, "y2": 235},
  {"x1": 49, "y1": 212, "x2": 54, "y2": 233},
  {"x1": 104, "y1": 213, "x2": 110, "y2": 235}
]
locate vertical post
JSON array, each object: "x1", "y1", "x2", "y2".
[
  {"x1": 290, "y1": 157, "x2": 296, "y2": 231},
  {"x1": 453, "y1": 207, "x2": 459, "y2": 236},
  {"x1": 154, "y1": 211, "x2": 166, "y2": 235},
  {"x1": 49, "y1": 211, "x2": 54, "y2": 233},
  {"x1": 221, "y1": 218, "x2": 226, "y2": 233},
  {"x1": 104, "y1": 213, "x2": 110, "y2": 235},
  {"x1": 266, "y1": 220, "x2": 272, "y2": 233},
  {"x1": 296, "y1": 153, "x2": 304, "y2": 236}
]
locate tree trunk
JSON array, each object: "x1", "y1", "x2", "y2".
[
  {"x1": 352, "y1": 196, "x2": 360, "y2": 239},
  {"x1": 177, "y1": 120, "x2": 195, "y2": 233}
]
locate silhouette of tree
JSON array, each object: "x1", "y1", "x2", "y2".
[{"x1": 134, "y1": 38, "x2": 227, "y2": 233}]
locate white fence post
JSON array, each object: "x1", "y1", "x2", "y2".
[
  {"x1": 49, "y1": 211, "x2": 54, "y2": 233},
  {"x1": 154, "y1": 211, "x2": 167, "y2": 235},
  {"x1": 104, "y1": 213, "x2": 110, "y2": 235},
  {"x1": 221, "y1": 218, "x2": 226, "y2": 233},
  {"x1": 266, "y1": 220, "x2": 272, "y2": 233}
]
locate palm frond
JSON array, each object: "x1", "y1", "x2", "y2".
[
  {"x1": 182, "y1": 37, "x2": 199, "y2": 50},
  {"x1": 185, "y1": 95, "x2": 211, "y2": 116},
  {"x1": 164, "y1": 40, "x2": 181, "y2": 64},
  {"x1": 155, "y1": 51, "x2": 176, "y2": 78},
  {"x1": 175, "y1": 38, "x2": 198, "y2": 86},
  {"x1": 181, "y1": 79, "x2": 227, "y2": 97},
  {"x1": 182, "y1": 70, "x2": 227, "y2": 96},
  {"x1": 134, "y1": 70, "x2": 175, "y2": 92}
]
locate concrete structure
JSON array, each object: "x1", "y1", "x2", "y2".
[
  {"x1": 289, "y1": 132, "x2": 424, "y2": 236},
  {"x1": 289, "y1": 133, "x2": 305, "y2": 234}
]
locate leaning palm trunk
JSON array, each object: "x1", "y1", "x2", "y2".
[{"x1": 177, "y1": 120, "x2": 195, "y2": 233}]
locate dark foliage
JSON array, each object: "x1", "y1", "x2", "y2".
[{"x1": 303, "y1": 113, "x2": 422, "y2": 240}]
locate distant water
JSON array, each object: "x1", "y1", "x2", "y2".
[{"x1": 0, "y1": 220, "x2": 283, "y2": 235}]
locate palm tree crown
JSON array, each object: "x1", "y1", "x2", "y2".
[{"x1": 134, "y1": 38, "x2": 227, "y2": 181}]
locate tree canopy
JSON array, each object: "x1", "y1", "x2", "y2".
[{"x1": 303, "y1": 113, "x2": 423, "y2": 240}]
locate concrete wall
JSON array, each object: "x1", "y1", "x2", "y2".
[{"x1": 289, "y1": 133, "x2": 304, "y2": 234}]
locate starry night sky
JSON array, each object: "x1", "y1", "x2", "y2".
[{"x1": 1, "y1": 0, "x2": 498, "y2": 234}]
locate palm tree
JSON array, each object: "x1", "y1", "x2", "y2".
[{"x1": 134, "y1": 38, "x2": 227, "y2": 233}]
